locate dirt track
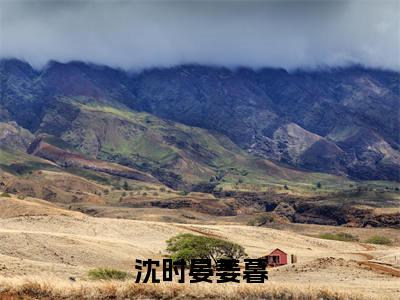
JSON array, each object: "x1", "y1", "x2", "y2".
[
  {"x1": 359, "y1": 261, "x2": 400, "y2": 277},
  {"x1": 349, "y1": 243, "x2": 400, "y2": 277}
]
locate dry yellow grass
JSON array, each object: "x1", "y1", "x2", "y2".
[
  {"x1": 0, "y1": 277, "x2": 374, "y2": 300},
  {"x1": 0, "y1": 197, "x2": 84, "y2": 219},
  {"x1": 0, "y1": 196, "x2": 399, "y2": 299}
]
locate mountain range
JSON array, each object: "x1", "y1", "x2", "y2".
[{"x1": 0, "y1": 58, "x2": 399, "y2": 187}]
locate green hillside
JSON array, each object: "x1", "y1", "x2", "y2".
[{"x1": 32, "y1": 98, "x2": 357, "y2": 191}]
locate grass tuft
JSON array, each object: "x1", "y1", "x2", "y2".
[
  {"x1": 364, "y1": 235, "x2": 392, "y2": 245},
  {"x1": 87, "y1": 268, "x2": 129, "y2": 281},
  {"x1": 319, "y1": 232, "x2": 359, "y2": 242}
]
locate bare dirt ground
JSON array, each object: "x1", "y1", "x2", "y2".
[{"x1": 0, "y1": 196, "x2": 399, "y2": 299}]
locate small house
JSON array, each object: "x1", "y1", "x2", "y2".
[{"x1": 264, "y1": 248, "x2": 288, "y2": 267}]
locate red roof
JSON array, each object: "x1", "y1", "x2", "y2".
[{"x1": 268, "y1": 248, "x2": 287, "y2": 256}]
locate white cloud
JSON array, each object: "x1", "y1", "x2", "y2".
[{"x1": 0, "y1": 0, "x2": 399, "y2": 70}]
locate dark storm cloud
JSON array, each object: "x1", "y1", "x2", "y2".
[{"x1": 0, "y1": 0, "x2": 399, "y2": 70}]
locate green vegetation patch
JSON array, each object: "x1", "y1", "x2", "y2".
[
  {"x1": 0, "y1": 149, "x2": 58, "y2": 176},
  {"x1": 319, "y1": 232, "x2": 359, "y2": 242},
  {"x1": 87, "y1": 268, "x2": 129, "y2": 281},
  {"x1": 41, "y1": 135, "x2": 79, "y2": 153},
  {"x1": 364, "y1": 235, "x2": 392, "y2": 245},
  {"x1": 65, "y1": 168, "x2": 113, "y2": 185}
]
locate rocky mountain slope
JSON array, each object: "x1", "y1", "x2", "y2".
[
  {"x1": 0, "y1": 107, "x2": 321, "y2": 190},
  {"x1": 0, "y1": 105, "x2": 398, "y2": 229},
  {"x1": 1, "y1": 59, "x2": 399, "y2": 181}
]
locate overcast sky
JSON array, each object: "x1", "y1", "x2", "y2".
[{"x1": 0, "y1": 0, "x2": 399, "y2": 71}]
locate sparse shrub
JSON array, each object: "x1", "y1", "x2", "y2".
[
  {"x1": 103, "y1": 189, "x2": 109, "y2": 195},
  {"x1": 87, "y1": 268, "x2": 129, "y2": 281},
  {"x1": 316, "y1": 182, "x2": 322, "y2": 189},
  {"x1": 153, "y1": 192, "x2": 159, "y2": 196},
  {"x1": 159, "y1": 187, "x2": 166, "y2": 192},
  {"x1": 179, "y1": 190, "x2": 189, "y2": 196},
  {"x1": 319, "y1": 232, "x2": 358, "y2": 242},
  {"x1": 214, "y1": 187, "x2": 223, "y2": 194},
  {"x1": 365, "y1": 235, "x2": 392, "y2": 245},
  {"x1": 122, "y1": 181, "x2": 132, "y2": 191},
  {"x1": 181, "y1": 214, "x2": 196, "y2": 220},
  {"x1": 0, "y1": 192, "x2": 11, "y2": 198},
  {"x1": 284, "y1": 184, "x2": 289, "y2": 190},
  {"x1": 142, "y1": 192, "x2": 147, "y2": 196},
  {"x1": 166, "y1": 233, "x2": 247, "y2": 265},
  {"x1": 247, "y1": 213, "x2": 275, "y2": 226}
]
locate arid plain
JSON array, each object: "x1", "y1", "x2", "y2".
[{"x1": 0, "y1": 195, "x2": 399, "y2": 299}]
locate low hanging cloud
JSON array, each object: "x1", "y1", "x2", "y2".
[{"x1": 0, "y1": 0, "x2": 399, "y2": 71}]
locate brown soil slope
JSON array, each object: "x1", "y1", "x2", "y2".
[
  {"x1": 0, "y1": 196, "x2": 84, "y2": 218},
  {"x1": 27, "y1": 138, "x2": 157, "y2": 183}
]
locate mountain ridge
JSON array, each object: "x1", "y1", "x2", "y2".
[{"x1": 1, "y1": 58, "x2": 399, "y2": 181}]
